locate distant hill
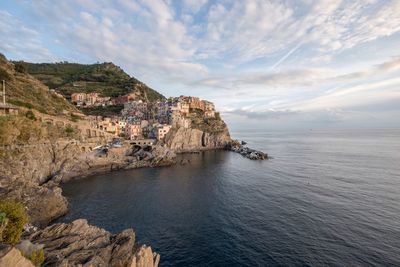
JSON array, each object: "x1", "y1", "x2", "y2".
[
  {"x1": 14, "y1": 61, "x2": 165, "y2": 102},
  {"x1": 0, "y1": 53, "x2": 78, "y2": 115}
]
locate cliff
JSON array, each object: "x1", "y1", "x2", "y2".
[
  {"x1": 164, "y1": 111, "x2": 231, "y2": 152},
  {"x1": 165, "y1": 126, "x2": 231, "y2": 152}
]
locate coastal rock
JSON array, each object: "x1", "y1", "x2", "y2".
[
  {"x1": 0, "y1": 182, "x2": 68, "y2": 227},
  {"x1": 226, "y1": 140, "x2": 268, "y2": 160},
  {"x1": 0, "y1": 245, "x2": 35, "y2": 267},
  {"x1": 164, "y1": 126, "x2": 231, "y2": 152},
  {"x1": 28, "y1": 219, "x2": 159, "y2": 267}
]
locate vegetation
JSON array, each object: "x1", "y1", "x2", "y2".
[
  {"x1": 70, "y1": 113, "x2": 80, "y2": 122},
  {"x1": 14, "y1": 61, "x2": 165, "y2": 102},
  {"x1": 14, "y1": 63, "x2": 27, "y2": 73},
  {"x1": 0, "y1": 56, "x2": 79, "y2": 116},
  {"x1": 81, "y1": 104, "x2": 124, "y2": 116},
  {"x1": 24, "y1": 249, "x2": 45, "y2": 267},
  {"x1": 0, "y1": 115, "x2": 43, "y2": 145},
  {"x1": 189, "y1": 111, "x2": 226, "y2": 133},
  {"x1": 0, "y1": 200, "x2": 28, "y2": 245},
  {"x1": 0, "y1": 114, "x2": 82, "y2": 145},
  {"x1": 0, "y1": 68, "x2": 11, "y2": 81},
  {"x1": 0, "y1": 212, "x2": 8, "y2": 242},
  {"x1": 25, "y1": 110, "x2": 37, "y2": 121},
  {"x1": 65, "y1": 126, "x2": 75, "y2": 137},
  {"x1": 9, "y1": 99, "x2": 34, "y2": 109}
]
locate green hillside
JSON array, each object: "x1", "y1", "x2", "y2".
[
  {"x1": 14, "y1": 61, "x2": 165, "y2": 102},
  {"x1": 0, "y1": 54, "x2": 78, "y2": 115}
]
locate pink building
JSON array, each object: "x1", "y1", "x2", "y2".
[
  {"x1": 125, "y1": 123, "x2": 142, "y2": 140},
  {"x1": 71, "y1": 93, "x2": 87, "y2": 103}
]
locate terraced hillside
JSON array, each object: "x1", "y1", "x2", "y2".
[{"x1": 14, "y1": 61, "x2": 165, "y2": 102}]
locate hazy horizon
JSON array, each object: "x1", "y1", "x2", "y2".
[{"x1": 1, "y1": 0, "x2": 400, "y2": 129}]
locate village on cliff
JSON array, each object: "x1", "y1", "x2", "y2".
[{"x1": 70, "y1": 91, "x2": 217, "y2": 143}]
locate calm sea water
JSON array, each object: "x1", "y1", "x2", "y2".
[{"x1": 61, "y1": 129, "x2": 400, "y2": 266}]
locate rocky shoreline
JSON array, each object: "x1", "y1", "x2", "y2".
[
  {"x1": 0, "y1": 134, "x2": 268, "y2": 266},
  {"x1": 0, "y1": 140, "x2": 176, "y2": 266}
]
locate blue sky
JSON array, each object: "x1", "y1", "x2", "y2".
[{"x1": 1, "y1": 0, "x2": 400, "y2": 130}]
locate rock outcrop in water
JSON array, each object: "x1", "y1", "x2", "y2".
[
  {"x1": 225, "y1": 140, "x2": 268, "y2": 160},
  {"x1": 26, "y1": 219, "x2": 159, "y2": 267}
]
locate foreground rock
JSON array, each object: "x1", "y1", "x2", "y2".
[
  {"x1": 27, "y1": 219, "x2": 159, "y2": 267},
  {"x1": 0, "y1": 182, "x2": 68, "y2": 227},
  {"x1": 226, "y1": 140, "x2": 268, "y2": 160},
  {"x1": 0, "y1": 245, "x2": 35, "y2": 267}
]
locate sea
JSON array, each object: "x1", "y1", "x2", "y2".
[{"x1": 60, "y1": 129, "x2": 400, "y2": 266}]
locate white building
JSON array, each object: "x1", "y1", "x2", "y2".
[{"x1": 156, "y1": 124, "x2": 172, "y2": 140}]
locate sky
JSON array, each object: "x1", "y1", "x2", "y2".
[{"x1": 1, "y1": 0, "x2": 400, "y2": 130}]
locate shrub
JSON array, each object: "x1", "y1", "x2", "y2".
[
  {"x1": 0, "y1": 68, "x2": 11, "y2": 81},
  {"x1": 0, "y1": 212, "x2": 9, "y2": 242},
  {"x1": 65, "y1": 126, "x2": 75, "y2": 137},
  {"x1": 25, "y1": 110, "x2": 37, "y2": 121},
  {"x1": 70, "y1": 113, "x2": 80, "y2": 122},
  {"x1": 9, "y1": 99, "x2": 33, "y2": 109},
  {"x1": 0, "y1": 200, "x2": 28, "y2": 245},
  {"x1": 24, "y1": 249, "x2": 45, "y2": 267},
  {"x1": 14, "y1": 63, "x2": 27, "y2": 73}
]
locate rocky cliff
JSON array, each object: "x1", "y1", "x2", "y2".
[
  {"x1": 164, "y1": 110, "x2": 231, "y2": 152},
  {"x1": 165, "y1": 126, "x2": 231, "y2": 152}
]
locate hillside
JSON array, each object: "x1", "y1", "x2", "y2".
[
  {"x1": 0, "y1": 54, "x2": 86, "y2": 146},
  {"x1": 0, "y1": 54, "x2": 78, "y2": 115},
  {"x1": 14, "y1": 61, "x2": 165, "y2": 102}
]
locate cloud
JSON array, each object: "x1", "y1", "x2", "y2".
[
  {"x1": 0, "y1": 11, "x2": 55, "y2": 62},
  {"x1": 182, "y1": 0, "x2": 208, "y2": 13},
  {"x1": 223, "y1": 108, "x2": 298, "y2": 120},
  {"x1": 290, "y1": 77, "x2": 400, "y2": 111},
  {"x1": 191, "y1": 56, "x2": 400, "y2": 92},
  {"x1": 20, "y1": 0, "x2": 207, "y2": 83},
  {"x1": 193, "y1": 0, "x2": 400, "y2": 65}
]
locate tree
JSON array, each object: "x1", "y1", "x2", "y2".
[{"x1": 0, "y1": 200, "x2": 29, "y2": 245}]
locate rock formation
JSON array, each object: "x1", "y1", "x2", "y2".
[
  {"x1": 225, "y1": 140, "x2": 268, "y2": 160},
  {"x1": 27, "y1": 219, "x2": 159, "y2": 267},
  {"x1": 0, "y1": 245, "x2": 35, "y2": 267},
  {"x1": 164, "y1": 125, "x2": 231, "y2": 152}
]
